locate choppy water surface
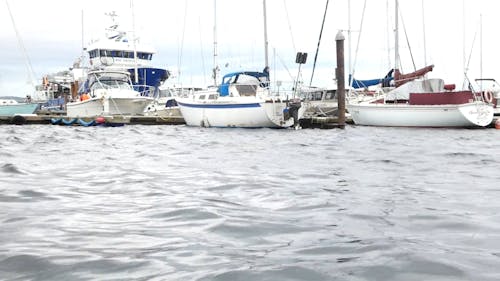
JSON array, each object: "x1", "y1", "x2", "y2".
[{"x1": 1, "y1": 124, "x2": 499, "y2": 280}]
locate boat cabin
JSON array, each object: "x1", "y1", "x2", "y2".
[{"x1": 218, "y1": 71, "x2": 269, "y2": 97}]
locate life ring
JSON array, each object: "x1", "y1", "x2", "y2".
[{"x1": 483, "y1": 91, "x2": 493, "y2": 103}]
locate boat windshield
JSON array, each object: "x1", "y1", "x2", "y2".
[
  {"x1": 90, "y1": 78, "x2": 132, "y2": 90},
  {"x1": 88, "y1": 72, "x2": 133, "y2": 90}
]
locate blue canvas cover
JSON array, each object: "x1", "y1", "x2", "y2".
[{"x1": 349, "y1": 69, "x2": 394, "y2": 89}]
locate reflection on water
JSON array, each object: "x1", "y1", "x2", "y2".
[{"x1": 1, "y1": 125, "x2": 499, "y2": 280}]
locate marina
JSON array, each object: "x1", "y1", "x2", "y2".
[{"x1": 2, "y1": 0, "x2": 500, "y2": 280}]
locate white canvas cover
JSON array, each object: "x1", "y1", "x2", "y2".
[{"x1": 385, "y1": 79, "x2": 445, "y2": 101}]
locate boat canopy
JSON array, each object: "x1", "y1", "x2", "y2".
[{"x1": 218, "y1": 71, "x2": 269, "y2": 96}]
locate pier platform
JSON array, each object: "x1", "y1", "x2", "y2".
[{"x1": 0, "y1": 114, "x2": 185, "y2": 126}]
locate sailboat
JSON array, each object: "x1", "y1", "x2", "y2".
[
  {"x1": 176, "y1": 0, "x2": 303, "y2": 128},
  {"x1": 347, "y1": 0, "x2": 493, "y2": 128}
]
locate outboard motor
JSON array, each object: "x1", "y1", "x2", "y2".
[{"x1": 288, "y1": 98, "x2": 302, "y2": 128}]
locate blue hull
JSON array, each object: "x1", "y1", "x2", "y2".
[{"x1": 0, "y1": 103, "x2": 39, "y2": 116}]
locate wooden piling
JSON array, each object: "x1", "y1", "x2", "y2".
[{"x1": 335, "y1": 31, "x2": 346, "y2": 128}]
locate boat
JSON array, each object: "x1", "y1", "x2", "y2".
[
  {"x1": 348, "y1": 78, "x2": 493, "y2": 127},
  {"x1": 38, "y1": 10, "x2": 169, "y2": 113},
  {"x1": 176, "y1": 0, "x2": 303, "y2": 128},
  {"x1": 66, "y1": 69, "x2": 154, "y2": 117},
  {"x1": 176, "y1": 71, "x2": 302, "y2": 128},
  {"x1": 85, "y1": 11, "x2": 169, "y2": 98},
  {"x1": 0, "y1": 99, "x2": 39, "y2": 116},
  {"x1": 347, "y1": 0, "x2": 494, "y2": 128}
]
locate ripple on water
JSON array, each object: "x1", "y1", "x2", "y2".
[{"x1": 1, "y1": 125, "x2": 500, "y2": 280}]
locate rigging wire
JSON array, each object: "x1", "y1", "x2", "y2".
[
  {"x1": 177, "y1": 0, "x2": 188, "y2": 83},
  {"x1": 463, "y1": 21, "x2": 478, "y2": 90},
  {"x1": 198, "y1": 16, "x2": 207, "y2": 86},
  {"x1": 6, "y1": 0, "x2": 36, "y2": 90},
  {"x1": 397, "y1": 5, "x2": 417, "y2": 72},
  {"x1": 309, "y1": 0, "x2": 329, "y2": 87},
  {"x1": 349, "y1": 0, "x2": 368, "y2": 91},
  {"x1": 282, "y1": 0, "x2": 296, "y2": 53}
]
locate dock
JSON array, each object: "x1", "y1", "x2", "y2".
[
  {"x1": 1, "y1": 113, "x2": 497, "y2": 129},
  {"x1": 0, "y1": 114, "x2": 185, "y2": 126}
]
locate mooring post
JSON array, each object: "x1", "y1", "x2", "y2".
[{"x1": 335, "y1": 31, "x2": 346, "y2": 129}]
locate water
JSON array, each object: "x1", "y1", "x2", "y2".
[{"x1": 1, "y1": 124, "x2": 499, "y2": 281}]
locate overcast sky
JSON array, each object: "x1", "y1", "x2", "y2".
[{"x1": 1, "y1": 0, "x2": 498, "y2": 97}]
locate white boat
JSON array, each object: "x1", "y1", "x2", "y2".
[
  {"x1": 66, "y1": 69, "x2": 153, "y2": 117},
  {"x1": 348, "y1": 78, "x2": 493, "y2": 127},
  {"x1": 37, "y1": 11, "x2": 169, "y2": 115},
  {"x1": 176, "y1": 71, "x2": 302, "y2": 128},
  {"x1": 347, "y1": 0, "x2": 493, "y2": 128},
  {"x1": 0, "y1": 99, "x2": 39, "y2": 116}
]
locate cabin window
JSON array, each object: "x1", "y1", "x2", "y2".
[
  {"x1": 100, "y1": 50, "x2": 112, "y2": 57},
  {"x1": 208, "y1": 94, "x2": 217, "y2": 100},
  {"x1": 198, "y1": 95, "x2": 206, "y2": 100}
]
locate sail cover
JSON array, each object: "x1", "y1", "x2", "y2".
[{"x1": 349, "y1": 69, "x2": 394, "y2": 89}]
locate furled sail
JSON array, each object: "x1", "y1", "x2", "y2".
[{"x1": 394, "y1": 65, "x2": 434, "y2": 87}]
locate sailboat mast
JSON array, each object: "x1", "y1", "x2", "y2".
[
  {"x1": 348, "y1": 0, "x2": 352, "y2": 79},
  {"x1": 394, "y1": 0, "x2": 399, "y2": 73},
  {"x1": 81, "y1": 10, "x2": 85, "y2": 63},
  {"x1": 213, "y1": 0, "x2": 219, "y2": 86},
  {"x1": 131, "y1": 0, "x2": 138, "y2": 84},
  {"x1": 263, "y1": 0, "x2": 269, "y2": 68}
]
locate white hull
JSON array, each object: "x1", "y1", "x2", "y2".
[
  {"x1": 67, "y1": 96, "x2": 152, "y2": 117},
  {"x1": 177, "y1": 97, "x2": 300, "y2": 128},
  {"x1": 348, "y1": 102, "x2": 494, "y2": 128}
]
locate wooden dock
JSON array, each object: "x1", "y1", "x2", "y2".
[
  {"x1": 1, "y1": 114, "x2": 497, "y2": 129},
  {"x1": 0, "y1": 114, "x2": 185, "y2": 126}
]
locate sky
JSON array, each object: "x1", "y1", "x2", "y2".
[{"x1": 1, "y1": 0, "x2": 499, "y2": 97}]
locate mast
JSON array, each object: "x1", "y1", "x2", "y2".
[
  {"x1": 348, "y1": 0, "x2": 352, "y2": 81},
  {"x1": 131, "y1": 0, "x2": 138, "y2": 83},
  {"x1": 212, "y1": 0, "x2": 219, "y2": 86},
  {"x1": 81, "y1": 9, "x2": 85, "y2": 63},
  {"x1": 479, "y1": 14, "x2": 483, "y2": 80},
  {"x1": 394, "y1": 0, "x2": 400, "y2": 81},
  {"x1": 263, "y1": 0, "x2": 269, "y2": 68},
  {"x1": 421, "y1": 0, "x2": 427, "y2": 66},
  {"x1": 394, "y1": 0, "x2": 399, "y2": 71}
]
